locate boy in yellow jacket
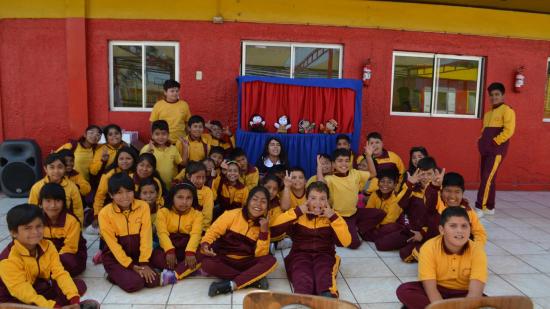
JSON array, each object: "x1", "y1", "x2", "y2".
[{"x1": 0, "y1": 204, "x2": 95, "y2": 308}]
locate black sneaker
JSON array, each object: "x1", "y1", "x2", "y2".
[
  {"x1": 80, "y1": 299, "x2": 101, "y2": 309},
  {"x1": 208, "y1": 280, "x2": 232, "y2": 297},
  {"x1": 319, "y1": 291, "x2": 335, "y2": 298},
  {"x1": 247, "y1": 277, "x2": 269, "y2": 290}
]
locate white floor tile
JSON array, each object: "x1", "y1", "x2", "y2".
[
  {"x1": 532, "y1": 297, "x2": 550, "y2": 309},
  {"x1": 517, "y1": 254, "x2": 550, "y2": 273},
  {"x1": 337, "y1": 278, "x2": 358, "y2": 303},
  {"x1": 501, "y1": 274, "x2": 550, "y2": 297},
  {"x1": 267, "y1": 254, "x2": 288, "y2": 279},
  {"x1": 166, "y1": 306, "x2": 231, "y2": 309},
  {"x1": 485, "y1": 227, "x2": 522, "y2": 241},
  {"x1": 485, "y1": 241, "x2": 510, "y2": 256},
  {"x1": 347, "y1": 277, "x2": 401, "y2": 303},
  {"x1": 232, "y1": 278, "x2": 291, "y2": 304},
  {"x1": 168, "y1": 278, "x2": 231, "y2": 305},
  {"x1": 507, "y1": 227, "x2": 550, "y2": 240},
  {"x1": 339, "y1": 257, "x2": 394, "y2": 278},
  {"x1": 104, "y1": 284, "x2": 172, "y2": 304},
  {"x1": 381, "y1": 257, "x2": 418, "y2": 277},
  {"x1": 80, "y1": 277, "x2": 112, "y2": 303},
  {"x1": 491, "y1": 240, "x2": 546, "y2": 255},
  {"x1": 336, "y1": 244, "x2": 378, "y2": 258},
  {"x1": 487, "y1": 255, "x2": 540, "y2": 275}
]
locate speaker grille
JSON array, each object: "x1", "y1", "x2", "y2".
[{"x1": 1, "y1": 162, "x2": 36, "y2": 194}]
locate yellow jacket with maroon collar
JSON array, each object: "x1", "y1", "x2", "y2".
[
  {"x1": 216, "y1": 177, "x2": 249, "y2": 211},
  {"x1": 201, "y1": 208, "x2": 270, "y2": 259},
  {"x1": 176, "y1": 135, "x2": 210, "y2": 162},
  {"x1": 28, "y1": 176, "x2": 84, "y2": 225},
  {"x1": 479, "y1": 103, "x2": 516, "y2": 156},
  {"x1": 196, "y1": 186, "x2": 214, "y2": 231},
  {"x1": 271, "y1": 207, "x2": 351, "y2": 253},
  {"x1": 98, "y1": 199, "x2": 153, "y2": 268},
  {"x1": 67, "y1": 170, "x2": 91, "y2": 196},
  {"x1": 366, "y1": 187, "x2": 408, "y2": 225},
  {"x1": 0, "y1": 239, "x2": 80, "y2": 308},
  {"x1": 156, "y1": 207, "x2": 203, "y2": 255},
  {"x1": 89, "y1": 143, "x2": 123, "y2": 176},
  {"x1": 202, "y1": 132, "x2": 235, "y2": 150},
  {"x1": 57, "y1": 139, "x2": 97, "y2": 182},
  {"x1": 425, "y1": 184, "x2": 488, "y2": 245},
  {"x1": 43, "y1": 210, "x2": 85, "y2": 255},
  {"x1": 239, "y1": 164, "x2": 260, "y2": 191}
]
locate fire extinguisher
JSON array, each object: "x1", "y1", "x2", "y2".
[
  {"x1": 514, "y1": 66, "x2": 525, "y2": 93},
  {"x1": 363, "y1": 60, "x2": 372, "y2": 87}
]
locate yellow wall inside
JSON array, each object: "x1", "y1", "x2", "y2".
[{"x1": 2, "y1": 0, "x2": 550, "y2": 41}]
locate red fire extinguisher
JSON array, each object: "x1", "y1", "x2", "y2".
[
  {"x1": 363, "y1": 60, "x2": 372, "y2": 87},
  {"x1": 514, "y1": 66, "x2": 525, "y2": 93}
]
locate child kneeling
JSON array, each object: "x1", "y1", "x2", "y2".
[
  {"x1": 271, "y1": 181, "x2": 351, "y2": 297},
  {"x1": 396, "y1": 207, "x2": 487, "y2": 309},
  {"x1": 200, "y1": 186, "x2": 277, "y2": 296},
  {"x1": 0, "y1": 204, "x2": 97, "y2": 308}
]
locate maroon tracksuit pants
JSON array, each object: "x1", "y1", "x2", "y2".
[
  {"x1": 285, "y1": 251, "x2": 340, "y2": 297},
  {"x1": 150, "y1": 233, "x2": 199, "y2": 279},
  {"x1": 396, "y1": 281, "x2": 469, "y2": 309},
  {"x1": 102, "y1": 235, "x2": 160, "y2": 293},
  {"x1": 338, "y1": 208, "x2": 386, "y2": 249},
  {"x1": 476, "y1": 153, "x2": 503, "y2": 211},
  {"x1": 200, "y1": 254, "x2": 277, "y2": 289},
  {"x1": 48, "y1": 237, "x2": 88, "y2": 277},
  {"x1": 0, "y1": 278, "x2": 87, "y2": 305}
]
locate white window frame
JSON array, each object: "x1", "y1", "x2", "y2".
[
  {"x1": 109, "y1": 41, "x2": 180, "y2": 112},
  {"x1": 544, "y1": 57, "x2": 550, "y2": 122},
  {"x1": 390, "y1": 51, "x2": 483, "y2": 119},
  {"x1": 241, "y1": 41, "x2": 343, "y2": 78}
]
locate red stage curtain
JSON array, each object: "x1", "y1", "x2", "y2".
[{"x1": 240, "y1": 81, "x2": 356, "y2": 134}]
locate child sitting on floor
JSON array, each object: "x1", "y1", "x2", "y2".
[
  {"x1": 0, "y1": 204, "x2": 97, "y2": 308},
  {"x1": 39, "y1": 183, "x2": 87, "y2": 277},
  {"x1": 200, "y1": 186, "x2": 277, "y2": 297},
  {"x1": 396, "y1": 207, "x2": 487, "y2": 309},
  {"x1": 150, "y1": 182, "x2": 203, "y2": 283},
  {"x1": 271, "y1": 181, "x2": 351, "y2": 298}
]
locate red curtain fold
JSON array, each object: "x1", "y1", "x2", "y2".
[{"x1": 240, "y1": 81, "x2": 356, "y2": 134}]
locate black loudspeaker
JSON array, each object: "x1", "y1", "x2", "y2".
[{"x1": 0, "y1": 140, "x2": 42, "y2": 197}]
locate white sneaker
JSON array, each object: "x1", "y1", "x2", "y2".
[
  {"x1": 276, "y1": 238, "x2": 293, "y2": 250},
  {"x1": 483, "y1": 208, "x2": 495, "y2": 215},
  {"x1": 475, "y1": 208, "x2": 484, "y2": 218},
  {"x1": 85, "y1": 225, "x2": 99, "y2": 235}
]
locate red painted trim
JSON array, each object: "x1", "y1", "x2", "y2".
[{"x1": 65, "y1": 18, "x2": 88, "y2": 136}]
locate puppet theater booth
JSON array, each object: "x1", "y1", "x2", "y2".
[{"x1": 236, "y1": 76, "x2": 363, "y2": 177}]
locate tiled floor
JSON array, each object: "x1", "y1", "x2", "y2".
[{"x1": 1, "y1": 190, "x2": 550, "y2": 308}]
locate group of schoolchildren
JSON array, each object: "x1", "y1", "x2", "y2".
[{"x1": 0, "y1": 79, "x2": 496, "y2": 309}]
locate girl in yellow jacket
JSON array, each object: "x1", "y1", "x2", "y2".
[
  {"x1": 150, "y1": 182, "x2": 203, "y2": 283},
  {"x1": 56, "y1": 124, "x2": 102, "y2": 182},
  {"x1": 0, "y1": 204, "x2": 95, "y2": 308},
  {"x1": 39, "y1": 183, "x2": 87, "y2": 277},
  {"x1": 99, "y1": 173, "x2": 173, "y2": 292},
  {"x1": 200, "y1": 186, "x2": 277, "y2": 297}
]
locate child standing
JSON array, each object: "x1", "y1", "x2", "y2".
[
  {"x1": 0, "y1": 204, "x2": 91, "y2": 308},
  {"x1": 200, "y1": 186, "x2": 277, "y2": 296},
  {"x1": 28, "y1": 153, "x2": 84, "y2": 225},
  {"x1": 141, "y1": 120, "x2": 184, "y2": 189},
  {"x1": 39, "y1": 183, "x2": 87, "y2": 277},
  {"x1": 150, "y1": 182, "x2": 203, "y2": 283},
  {"x1": 271, "y1": 182, "x2": 351, "y2": 297},
  {"x1": 99, "y1": 173, "x2": 167, "y2": 292},
  {"x1": 396, "y1": 207, "x2": 487, "y2": 309},
  {"x1": 56, "y1": 124, "x2": 102, "y2": 182},
  {"x1": 149, "y1": 79, "x2": 192, "y2": 143}
]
